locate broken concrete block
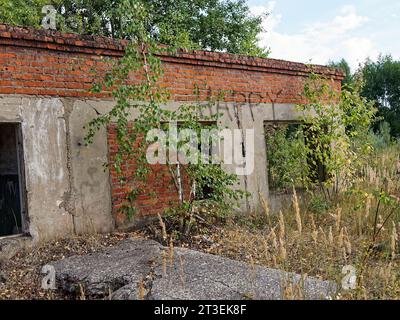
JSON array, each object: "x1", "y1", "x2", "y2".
[{"x1": 51, "y1": 238, "x2": 336, "y2": 300}]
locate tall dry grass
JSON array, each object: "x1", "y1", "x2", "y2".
[{"x1": 209, "y1": 144, "x2": 400, "y2": 299}]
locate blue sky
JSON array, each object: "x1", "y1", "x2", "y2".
[{"x1": 248, "y1": 0, "x2": 400, "y2": 70}]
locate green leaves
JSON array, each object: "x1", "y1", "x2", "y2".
[
  {"x1": 0, "y1": 0, "x2": 268, "y2": 57},
  {"x1": 265, "y1": 124, "x2": 309, "y2": 192},
  {"x1": 81, "y1": 1, "x2": 245, "y2": 221},
  {"x1": 263, "y1": 70, "x2": 376, "y2": 198},
  {"x1": 297, "y1": 73, "x2": 377, "y2": 195},
  {"x1": 0, "y1": 0, "x2": 56, "y2": 27},
  {"x1": 328, "y1": 59, "x2": 354, "y2": 89},
  {"x1": 360, "y1": 55, "x2": 400, "y2": 138}
]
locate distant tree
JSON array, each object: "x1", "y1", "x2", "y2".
[
  {"x1": 0, "y1": 0, "x2": 268, "y2": 56},
  {"x1": 0, "y1": 0, "x2": 51, "y2": 28},
  {"x1": 329, "y1": 58, "x2": 354, "y2": 89},
  {"x1": 360, "y1": 55, "x2": 400, "y2": 137}
]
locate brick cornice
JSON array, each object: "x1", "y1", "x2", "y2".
[{"x1": 0, "y1": 24, "x2": 344, "y2": 80}]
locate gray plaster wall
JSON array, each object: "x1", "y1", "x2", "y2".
[
  {"x1": 217, "y1": 101, "x2": 304, "y2": 213},
  {"x1": 0, "y1": 95, "x2": 114, "y2": 242},
  {"x1": 0, "y1": 94, "x2": 300, "y2": 241}
]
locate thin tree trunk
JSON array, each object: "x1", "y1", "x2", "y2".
[{"x1": 176, "y1": 162, "x2": 183, "y2": 204}]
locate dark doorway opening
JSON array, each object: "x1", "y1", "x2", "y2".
[{"x1": 0, "y1": 123, "x2": 27, "y2": 237}]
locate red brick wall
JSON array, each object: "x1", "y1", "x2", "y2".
[
  {"x1": 107, "y1": 126, "x2": 191, "y2": 226},
  {"x1": 0, "y1": 24, "x2": 343, "y2": 101},
  {"x1": 0, "y1": 24, "x2": 344, "y2": 226}
]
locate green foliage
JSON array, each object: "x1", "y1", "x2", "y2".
[
  {"x1": 0, "y1": 0, "x2": 268, "y2": 56},
  {"x1": 328, "y1": 56, "x2": 400, "y2": 139},
  {"x1": 368, "y1": 122, "x2": 394, "y2": 150},
  {"x1": 297, "y1": 73, "x2": 377, "y2": 197},
  {"x1": 265, "y1": 123, "x2": 309, "y2": 192},
  {"x1": 161, "y1": 101, "x2": 246, "y2": 208},
  {"x1": 360, "y1": 55, "x2": 400, "y2": 138},
  {"x1": 0, "y1": 0, "x2": 58, "y2": 27},
  {"x1": 307, "y1": 193, "x2": 332, "y2": 214},
  {"x1": 328, "y1": 58, "x2": 354, "y2": 89},
  {"x1": 265, "y1": 73, "x2": 376, "y2": 199},
  {"x1": 84, "y1": 0, "x2": 245, "y2": 224},
  {"x1": 157, "y1": 101, "x2": 247, "y2": 235}
]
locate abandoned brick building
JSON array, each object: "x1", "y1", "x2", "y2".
[{"x1": 0, "y1": 24, "x2": 344, "y2": 243}]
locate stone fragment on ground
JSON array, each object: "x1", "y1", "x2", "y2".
[
  {"x1": 51, "y1": 238, "x2": 336, "y2": 300},
  {"x1": 0, "y1": 237, "x2": 31, "y2": 262}
]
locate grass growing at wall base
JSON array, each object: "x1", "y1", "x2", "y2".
[
  {"x1": 144, "y1": 138, "x2": 400, "y2": 300},
  {"x1": 1, "y1": 142, "x2": 399, "y2": 300}
]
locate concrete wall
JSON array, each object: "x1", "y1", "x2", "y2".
[
  {"x1": 0, "y1": 95, "x2": 114, "y2": 241},
  {"x1": 0, "y1": 24, "x2": 343, "y2": 241},
  {"x1": 106, "y1": 99, "x2": 306, "y2": 228},
  {"x1": 0, "y1": 94, "x2": 303, "y2": 240},
  {"x1": 217, "y1": 101, "x2": 304, "y2": 213}
]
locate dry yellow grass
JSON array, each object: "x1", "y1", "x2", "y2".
[
  {"x1": 206, "y1": 145, "x2": 400, "y2": 299},
  {"x1": 1, "y1": 145, "x2": 399, "y2": 300}
]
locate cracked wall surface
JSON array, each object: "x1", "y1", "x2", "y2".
[
  {"x1": 107, "y1": 100, "x2": 305, "y2": 229},
  {"x1": 0, "y1": 95, "x2": 114, "y2": 241},
  {"x1": 0, "y1": 94, "x2": 303, "y2": 239},
  {"x1": 0, "y1": 25, "x2": 343, "y2": 241}
]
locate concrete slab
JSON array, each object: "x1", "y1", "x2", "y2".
[{"x1": 52, "y1": 238, "x2": 336, "y2": 300}]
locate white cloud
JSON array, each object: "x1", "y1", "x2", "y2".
[{"x1": 253, "y1": 2, "x2": 379, "y2": 71}]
